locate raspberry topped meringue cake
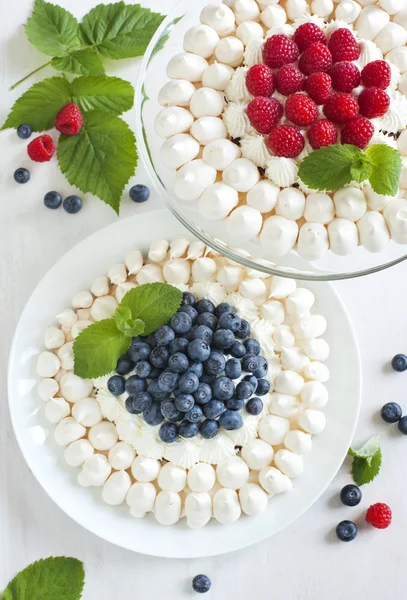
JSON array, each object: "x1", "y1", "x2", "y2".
[{"x1": 155, "y1": 0, "x2": 407, "y2": 261}]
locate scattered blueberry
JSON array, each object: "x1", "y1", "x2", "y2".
[
  {"x1": 204, "y1": 351, "x2": 226, "y2": 375},
  {"x1": 244, "y1": 338, "x2": 261, "y2": 355},
  {"x1": 150, "y1": 346, "x2": 170, "y2": 369},
  {"x1": 129, "y1": 183, "x2": 150, "y2": 203},
  {"x1": 155, "y1": 325, "x2": 175, "y2": 346},
  {"x1": 197, "y1": 312, "x2": 218, "y2": 330},
  {"x1": 182, "y1": 291, "x2": 196, "y2": 306},
  {"x1": 218, "y1": 311, "x2": 241, "y2": 332},
  {"x1": 213, "y1": 329, "x2": 234, "y2": 349},
  {"x1": 158, "y1": 369, "x2": 179, "y2": 393},
  {"x1": 193, "y1": 325, "x2": 213, "y2": 344},
  {"x1": 17, "y1": 124, "x2": 32, "y2": 139},
  {"x1": 229, "y1": 341, "x2": 246, "y2": 358},
  {"x1": 187, "y1": 340, "x2": 211, "y2": 362},
  {"x1": 192, "y1": 574, "x2": 211, "y2": 594},
  {"x1": 256, "y1": 378, "x2": 270, "y2": 396},
  {"x1": 340, "y1": 484, "x2": 362, "y2": 507},
  {"x1": 225, "y1": 397, "x2": 245, "y2": 411},
  {"x1": 107, "y1": 375, "x2": 125, "y2": 396},
  {"x1": 171, "y1": 311, "x2": 192, "y2": 334},
  {"x1": 215, "y1": 302, "x2": 233, "y2": 317},
  {"x1": 14, "y1": 168, "x2": 30, "y2": 184},
  {"x1": 116, "y1": 354, "x2": 134, "y2": 375},
  {"x1": 225, "y1": 357, "x2": 242, "y2": 380},
  {"x1": 200, "y1": 419, "x2": 220, "y2": 439},
  {"x1": 203, "y1": 400, "x2": 225, "y2": 420},
  {"x1": 169, "y1": 337, "x2": 189, "y2": 354},
  {"x1": 212, "y1": 376, "x2": 235, "y2": 401},
  {"x1": 219, "y1": 409, "x2": 243, "y2": 430},
  {"x1": 124, "y1": 375, "x2": 146, "y2": 395},
  {"x1": 44, "y1": 191, "x2": 62, "y2": 209},
  {"x1": 175, "y1": 393, "x2": 195, "y2": 412},
  {"x1": 246, "y1": 397, "x2": 263, "y2": 415},
  {"x1": 236, "y1": 319, "x2": 250, "y2": 339},
  {"x1": 398, "y1": 415, "x2": 407, "y2": 435},
  {"x1": 336, "y1": 520, "x2": 357, "y2": 542},
  {"x1": 179, "y1": 371, "x2": 200, "y2": 393},
  {"x1": 63, "y1": 195, "x2": 82, "y2": 214},
  {"x1": 159, "y1": 422, "x2": 179, "y2": 443},
  {"x1": 194, "y1": 383, "x2": 212, "y2": 405},
  {"x1": 179, "y1": 420, "x2": 199, "y2": 438},
  {"x1": 391, "y1": 354, "x2": 407, "y2": 372},
  {"x1": 195, "y1": 299, "x2": 215, "y2": 314},
  {"x1": 381, "y1": 402, "x2": 402, "y2": 423},
  {"x1": 132, "y1": 391, "x2": 153, "y2": 412},
  {"x1": 186, "y1": 405, "x2": 203, "y2": 423},
  {"x1": 143, "y1": 402, "x2": 165, "y2": 426},
  {"x1": 178, "y1": 304, "x2": 198, "y2": 321},
  {"x1": 134, "y1": 360, "x2": 151, "y2": 378}
]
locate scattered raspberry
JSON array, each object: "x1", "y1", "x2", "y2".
[
  {"x1": 341, "y1": 116, "x2": 374, "y2": 149},
  {"x1": 266, "y1": 125, "x2": 305, "y2": 158},
  {"x1": 27, "y1": 135, "x2": 55, "y2": 162},
  {"x1": 308, "y1": 119, "x2": 338, "y2": 149},
  {"x1": 263, "y1": 34, "x2": 299, "y2": 69},
  {"x1": 285, "y1": 93, "x2": 318, "y2": 126},
  {"x1": 246, "y1": 97, "x2": 283, "y2": 134},
  {"x1": 276, "y1": 64, "x2": 306, "y2": 96},
  {"x1": 299, "y1": 43, "x2": 333, "y2": 75},
  {"x1": 328, "y1": 28, "x2": 360, "y2": 62},
  {"x1": 358, "y1": 87, "x2": 390, "y2": 119},
  {"x1": 330, "y1": 61, "x2": 361, "y2": 93},
  {"x1": 361, "y1": 60, "x2": 391, "y2": 90},
  {"x1": 323, "y1": 93, "x2": 359, "y2": 124},
  {"x1": 246, "y1": 64, "x2": 275, "y2": 97},
  {"x1": 55, "y1": 103, "x2": 83, "y2": 136},
  {"x1": 305, "y1": 72, "x2": 333, "y2": 105},
  {"x1": 365, "y1": 503, "x2": 392, "y2": 529},
  {"x1": 293, "y1": 22, "x2": 327, "y2": 52}
]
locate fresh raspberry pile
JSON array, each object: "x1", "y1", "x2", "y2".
[{"x1": 244, "y1": 25, "x2": 391, "y2": 157}]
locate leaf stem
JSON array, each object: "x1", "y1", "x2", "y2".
[{"x1": 10, "y1": 61, "x2": 52, "y2": 91}]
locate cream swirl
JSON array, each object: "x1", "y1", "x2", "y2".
[
  {"x1": 266, "y1": 157, "x2": 298, "y2": 187},
  {"x1": 357, "y1": 39, "x2": 383, "y2": 69},
  {"x1": 243, "y1": 39, "x2": 265, "y2": 68},
  {"x1": 377, "y1": 90, "x2": 407, "y2": 132},
  {"x1": 223, "y1": 102, "x2": 251, "y2": 138},
  {"x1": 225, "y1": 66, "x2": 252, "y2": 104},
  {"x1": 240, "y1": 134, "x2": 271, "y2": 168}
]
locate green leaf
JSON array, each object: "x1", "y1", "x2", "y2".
[
  {"x1": 2, "y1": 76, "x2": 72, "y2": 131},
  {"x1": 79, "y1": 2, "x2": 165, "y2": 59},
  {"x1": 2, "y1": 557, "x2": 84, "y2": 600},
  {"x1": 348, "y1": 434, "x2": 381, "y2": 459},
  {"x1": 365, "y1": 144, "x2": 402, "y2": 197},
  {"x1": 123, "y1": 319, "x2": 145, "y2": 338},
  {"x1": 57, "y1": 110, "x2": 137, "y2": 214},
  {"x1": 350, "y1": 153, "x2": 373, "y2": 184},
  {"x1": 25, "y1": 0, "x2": 80, "y2": 57},
  {"x1": 71, "y1": 76, "x2": 134, "y2": 115},
  {"x1": 351, "y1": 449, "x2": 382, "y2": 486},
  {"x1": 52, "y1": 48, "x2": 105, "y2": 76},
  {"x1": 298, "y1": 144, "x2": 362, "y2": 192},
  {"x1": 120, "y1": 283, "x2": 183, "y2": 335},
  {"x1": 73, "y1": 318, "x2": 130, "y2": 378},
  {"x1": 114, "y1": 307, "x2": 145, "y2": 337}
]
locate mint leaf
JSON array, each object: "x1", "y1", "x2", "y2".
[
  {"x1": 57, "y1": 110, "x2": 137, "y2": 214},
  {"x1": 73, "y1": 319, "x2": 129, "y2": 378},
  {"x1": 351, "y1": 449, "x2": 382, "y2": 486},
  {"x1": 2, "y1": 77, "x2": 71, "y2": 131},
  {"x1": 348, "y1": 434, "x2": 381, "y2": 458},
  {"x1": 298, "y1": 144, "x2": 362, "y2": 191},
  {"x1": 25, "y1": 0, "x2": 80, "y2": 57},
  {"x1": 121, "y1": 283, "x2": 182, "y2": 335},
  {"x1": 79, "y1": 2, "x2": 164, "y2": 59},
  {"x1": 350, "y1": 153, "x2": 373, "y2": 184},
  {"x1": 115, "y1": 306, "x2": 145, "y2": 337},
  {"x1": 365, "y1": 144, "x2": 402, "y2": 197},
  {"x1": 71, "y1": 76, "x2": 134, "y2": 116},
  {"x1": 2, "y1": 557, "x2": 84, "y2": 600},
  {"x1": 52, "y1": 48, "x2": 105, "y2": 76}
]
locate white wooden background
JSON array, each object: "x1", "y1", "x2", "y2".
[{"x1": 1, "y1": 0, "x2": 407, "y2": 597}]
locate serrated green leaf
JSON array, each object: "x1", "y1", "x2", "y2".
[
  {"x1": 120, "y1": 283, "x2": 182, "y2": 335},
  {"x1": 79, "y1": 2, "x2": 164, "y2": 59},
  {"x1": 114, "y1": 306, "x2": 145, "y2": 337},
  {"x1": 73, "y1": 318, "x2": 130, "y2": 378},
  {"x1": 348, "y1": 434, "x2": 381, "y2": 459},
  {"x1": 351, "y1": 448, "x2": 382, "y2": 486},
  {"x1": 298, "y1": 144, "x2": 362, "y2": 191},
  {"x1": 123, "y1": 319, "x2": 145, "y2": 338},
  {"x1": 52, "y1": 48, "x2": 105, "y2": 76},
  {"x1": 71, "y1": 76, "x2": 134, "y2": 115},
  {"x1": 57, "y1": 110, "x2": 137, "y2": 214},
  {"x1": 350, "y1": 153, "x2": 373, "y2": 183},
  {"x1": 2, "y1": 76, "x2": 72, "y2": 131},
  {"x1": 25, "y1": 0, "x2": 80, "y2": 57},
  {"x1": 2, "y1": 557, "x2": 84, "y2": 600},
  {"x1": 365, "y1": 144, "x2": 402, "y2": 197}
]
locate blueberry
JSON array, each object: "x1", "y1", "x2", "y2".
[
  {"x1": 213, "y1": 329, "x2": 234, "y2": 350},
  {"x1": 168, "y1": 352, "x2": 189, "y2": 373},
  {"x1": 197, "y1": 312, "x2": 217, "y2": 331},
  {"x1": 17, "y1": 124, "x2": 32, "y2": 139},
  {"x1": 44, "y1": 191, "x2": 62, "y2": 209},
  {"x1": 155, "y1": 325, "x2": 175, "y2": 346},
  {"x1": 215, "y1": 302, "x2": 233, "y2": 317},
  {"x1": 194, "y1": 383, "x2": 212, "y2": 405},
  {"x1": 116, "y1": 354, "x2": 134, "y2": 375},
  {"x1": 169, "y1": 337, "x2": 189, "y2": 354},
  {"x1": 188, "y1": 339, "x2": 211, "y2": 362},
  {"x1": 143, "y1": 402, "x2": 165, "y2": 426},
  {"x1": 192, "y1": 574, "x2": 211, "y2": 594},
  {"x1": 391, "y1": 354, "x2": 407, "y2": 372},
  {"x1": 150, "y1": 345, "x2": 169, "y2": 368},
  {"x1": 243, "y1": 374, "x2": 258, "y2": 392},
  {"x1": 225, "y1": 358, "x2": 242, "y2": 380},
  {"x1": 186, "y1": 405, "x2": 203, "y2": 423},
  {"x1": 212, "y1": 376, "x2": 235, "y2": 401},
  {"x1": 195, "y1": 299, "x2": 215, "y2": 314},
  {"x1": 146, "y1": 333, "x2": 157, "y2": 348},
  {"x1": 219, "y1": 410, "x2": 243, "y2": 430},
  {"x1": 246, "y1": 397, "x2": 263, "y2": 415},
  {"x1": 336, "y1": 520, "x2": 357, "y2": 542},
  {"x1": 204, "y1": 351, "x2": 226, "y2": 375},
  {"x1": 203, "y1": 400, "x2": 225, "y2": 420},
  {"x1": 158, "y1": 369, "x2": 179, "y2": 393},
  {"x1": 230, "y1": 341, "x2": 246, "y2": 358},
  {"x1": 224, "y1": 397, "x2": 245, "y2": 411},
  {"x1": 159, "y1": 422, "x2": 179, "y2": 443},
  {"x1": 242, "y1": 353, "x2": 258, "y2": 372},
  {"x1": 188, "y1": 361, "x2": 204, "y2": 378},
  {"x1": 398, "y1": 415, "x2": 407, "y2": 435},
  {"x1": 340, "y1": 484, "x2": 362, "y2": 507},
  {"x1": 244, "y1": 338, "x2": 261, "y2": 355},
  {"x1": 129, "y1": 183, "x2": 150, "y2": 203},
  {"x1": 236, "y1": 381, "x2": 253, "y2": 400},
  {"x1": 148, "y1": 380, "x2": 167, "y2": 401},
  {"x1": 161, "y1": 399, "x2": 183, "y2": 422},
  {"x1": 252, "y1": 356, "x2": 268, "y2": 378},
  {"x1": 381, "y1": 402, "x2": 402, "y2": 423},
  {"x1": 182, "y1": 292, "x2": 196, "y2": 306},
  {"x1": 193, "y1": 325, "x2": 213, "y2": 344},
  {"x1": 236, "y1": 319, "x2": 250, "y2": 339},
  {"x1": 178, "y1": 305, "x2": 198, "y2": 321},
  {"x1": 63, "y1": 195, "x2": 82, "y2": 214},
  {"x1": 134, "y1": 360, "x2": 151, "y2": 378},
  {"x1": 133, "y1": 391, "x2": 153, "y2": 411},
  {"x1": 150, "y1": 367, "x2": 163, "y2": 380},
  {"x1": 125, "y1": 375, "x2": 146, "y2": 395},
  {"x1": 179, "y1": 371, "x2": 200, "y2": 393},
  {"x1": 128, "y1": 341, "x2": 151, "y2": 363},
  {"x1": 200, "y1": 419, "x2": 220, "y2": 439},
  {"x1": 218, "y1": 312, "x2": 241, "y2": 332},
  {"x1": 200, "y1": 373, "x2": 216, "y2": 385},
  {"x1": 256, "y1": 378, "x2": 270, "y2": 396},
  {"x1": 125, "y1": 396, "x2": 141, "y2": 415},
  {"x1": 171, "y1": 311, "x2": 192, "y2": 334},
  {"x1": 14, "y1": 168, "x2": 30, "y2": 184},
  {"x1": 179, "y1": 420, "x2": 199, "y2": 438},
  {"x1": 107, "y1": 375, "x2": 125, "y2": 395},
  {"x1": 175, "y1": 393, "x2": 195, "y2": 412}
]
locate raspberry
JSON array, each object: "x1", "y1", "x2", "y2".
[
  {"x1": 328, "y1": 28, "x2": 360, "y2": 63},
  {"x1": 293, "y1": 22, "x2": 327, "y2": 52},
  {"x1": 365, "y1": 503, "x2": 392, "y2": 529},
  {"x1": 263, "y1": 35, "x2": 299, "y2": 69},
  {"x1": 55, "y1": 103, "x2": 83, "y2": 136},
  {"x1": 330, "y1": 61, "x2": 361, "y2": 93},
  {"x1": 361, "y1": 60, "x2": 391, "y2": 90},
  {"x1": 246, "y1": 64, "x2": 275, "y2": 97},
  {"x1": 246, "y1": 97, "x2": 283, "y2": 134},
  {"x1": 323, "y1": 93, "x2": 359, "y2": 124},
  {"x1": 27, "y1": 135, "x2": 55, "y2": 162},
  {"x1": 308, "y1": 120, "x2": 338, "y2": 149},
  {"x1": 358, "y1": 87, "x2": 390, "y2": 119},
  {"x1": 299, "y1": 43, "x2": 333, "y2": 75},
  {"x1": 285, "y1": 93, "x2": 318, "y2": 126},
  {"x1": 276, "y1": 64, "x2": 306, "y2": 96},
  {"x1": 305, "y1": 72, "x2": 333, "y2": 105},
  {"x1": 341, "y1": 116, "x2": 374, "y2": 149},
  {"x1": 266, "y1": 125, "x2": 305, "y2": 158}
]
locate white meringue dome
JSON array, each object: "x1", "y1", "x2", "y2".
[
  {"x1": 356, "y1": 5, "x2": 390, "y2": 41},
  {"x1": 46, "y1": 397, "x2": 70, "y2": 424},
  {"x1": 127, "y1": 482, "x2": 156, "y2": 518},
  {"x1": 247, "y1": 180, "x2": 279, "y2": 213},
  {"x1": 333, "y1": 187, "x2": 367, "y2": 222},
  {"x1": 183, "y1": 24, "x2": 220, "y2": 58},
  {"x1": 202, "y1": 138, "x2": 241, "y2": 170},
  {"x1": 154, "y1": 106, "x2": 194, "y2": 138},
  {"x1": 202, "y1": 62, "x2": 235, "y2": 90},
  {"x1": 239, "y1": 483, "x2": 268, "y2": 516},
  {"x1": 241, "y1": 439, "x2": 274, "y2": 470},
  {"x1": 357, "y1": 211, "x2": 390, "y2": 252},
  {"x1": 154, "y1": 491, "x2": 182, "y2": 525},
  {"x1": 327, "y1": 218, "x2": 359, "y2": 255},
  {"x1": 236, "y1": 21, "x2": 264, "y2": 46},
  {"x1": 275, "y1": 188, "x2": 305, "y2": 221},
  {"x1": 188, "y1": 463, "x2": 216, "y2": 492},
  {"x1": 102, "y1": 470, "x2": 131, "y2": 506},
  {"x1": 383, "y1": 198, "x2": 407, "y2": 244},
  {"x1": 284, "y1": 430, "x2": 312, "y2": 455},
  {"x1": 223, "y1": 157, "x2": 260, "y2": 192},
  {"x1": 190, "y1": 116, "x2": 227, "y2": 145},
  {"x1": 166, "y1": 52, "x2": 208, "y2": 82},
  {"x1": 190, "y1": 87, "x2": 224, "y2": 118},
  {"x1": 259, "y1": 414, "x2": 290, "y2": 445},
  {"x1": 199, "y1": 182, "x2": 239, "y2": 221},
  {"x1": 160, "y1": 134, "x2": 200, "y2": 170},
  {"x1": 200, "y1": 3, "x2": 236, "y2": 37},
  {"x1": 215, "y1": 36, "x2": 244, "y2": 67},
  {"x1": 158, "y1": 80, "x2": 196, "y2": 107},
  {"x1": 157, "y1": 463, "x2": 187, "y2": 492},
  {"x1": 225, "y1": 206, "x2": 263, "y2": 241},
  {"x1": 213, "y1": 488, "x2": 242, "y2": 524},
  {"x1": 274, "y1": 449, "x2": 304, "y2": 478},
  {"x1": 216, "y1": 456, "x2": 249, "y2": 489},
  {"x1": 260, "y1": 215, "x2": 298, "y2": 257},
  {"x1": 174, "y1": 159, "x2": 217, "y2": 201},
  {"x1": 259, "y1": 466, "x2": 292, "y2": 495},
  {"x1": 297, "y1": 222, "x2": 329, "y2": 261}
]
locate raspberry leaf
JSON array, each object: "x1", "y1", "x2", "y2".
[
  {"x1": 79, "y1": 2, "x2": 165, "y2": 60},
  {"x1": 52, "y1": 48, "x2": 105, "y2": 76},
  {"x1": 57, "y1": 110, "x2": 137, "y2": 214},
  {"x1": 71, "y1": 76, "x2": 134, "y2": 115},
  {"x1": 351, "y1": 449, "x2": 382, "y2": 486},
  {"x1": 298, "y1": 144, "x2": 362, "y2": 191},
  {"x1": 365, "y1": 144, "x2": 402, "y2": 197},
  {"x1": 25, "y1": 0, "x2": 80, "y2": 58}
]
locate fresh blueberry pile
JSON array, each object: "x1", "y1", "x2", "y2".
[{"x1": 107, "y1": 293, "x2": 270, "y2": 444}]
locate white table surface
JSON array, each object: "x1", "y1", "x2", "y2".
[{"x1": 1, "y1": 0, "x2": 407, "y2": 597}]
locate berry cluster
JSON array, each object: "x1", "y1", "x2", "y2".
[
  {"x1": 336, "y1": 484, "x2": 392, "y2": 542},
  {"x1": 107, "y1": 293, "x2": 270, "y2": 444},
  {"x1": 244, "y1": 25, "x2": 391, "y2": 158}
]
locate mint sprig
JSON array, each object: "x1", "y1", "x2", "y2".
[
  {"x1": 348, "y1": 435, "x2": 382, "y2": 486},
  {"x1": 73, "y1": 283, "x2": 182, "y2": 379},
  {"x1": 299, "y1": 144, "x2": 402, "y2": 197}
]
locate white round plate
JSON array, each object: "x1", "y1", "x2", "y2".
[{"x1": 8, "y1": 210, "x2": 361, "y2": 558}]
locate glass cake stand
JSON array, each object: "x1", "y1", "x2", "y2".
[{"x1": 134, "y1": 0, "x2": 407, "y2": 281}]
